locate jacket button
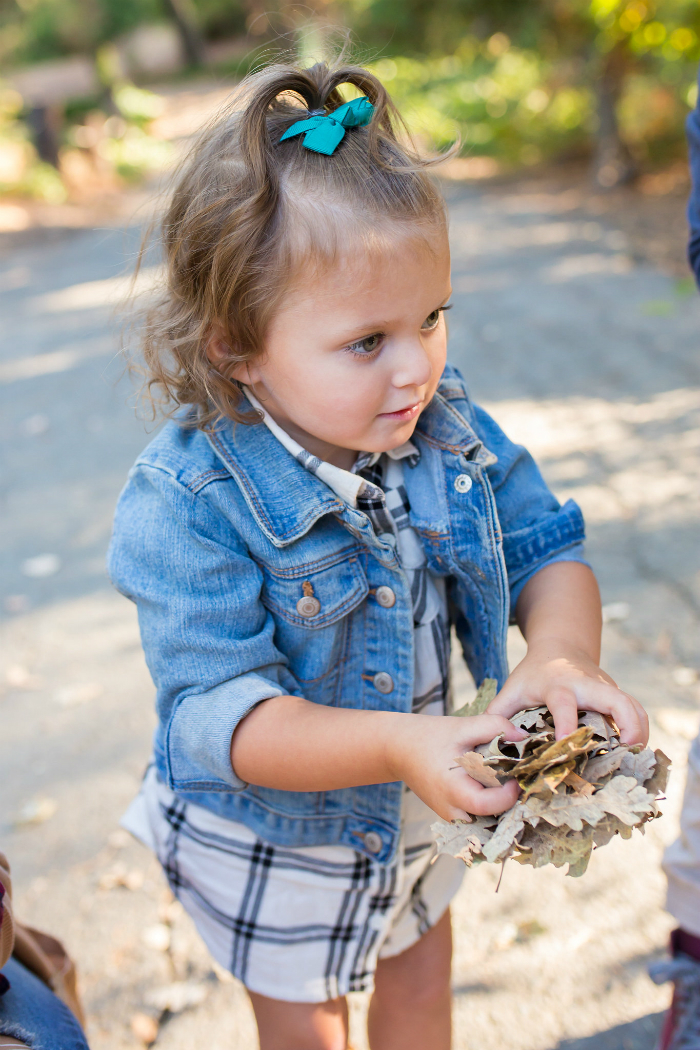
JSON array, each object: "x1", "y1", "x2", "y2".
[
  {"x1": 372, "y1": 671, "x2": 394, "y2": 694},
  {"x1": 454, "y1": 473, "x2": 472, "y2": 493},
  {"x1": 297, "y1": 596, "x2": 321, "y2": 617},
  {"x1": 375, "y1": 585, "x2": 396, "y2": 608},
  {"x1": 364, "y1": 831, "x2": 382, "y2": 854}
]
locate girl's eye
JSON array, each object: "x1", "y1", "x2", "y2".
[
  {"x1": 422, "y1": 304, "x2": 451, "y2": 331},
  {"x1": 344, "y1": 333, "x2": 383, "y2": 357}
]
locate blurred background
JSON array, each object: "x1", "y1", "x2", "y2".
[
  {"x1": 1, "y1": 3, "x2": 699, "y2": 1050},
  {"x1": 3, "y1": 0, "x2": 700, "y2": 216}
]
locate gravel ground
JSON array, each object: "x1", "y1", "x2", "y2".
[{"x1": 1, "y1": 159, "x2": 699, "y2": 1049}]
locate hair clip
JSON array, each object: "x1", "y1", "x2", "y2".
[{"x1": 280, "y1": 96, "x2": 374, "y2": 156}]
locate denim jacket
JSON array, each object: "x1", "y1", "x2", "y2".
[{"x1": 108, "y1": 364, "x2": 586, "y2": 863}]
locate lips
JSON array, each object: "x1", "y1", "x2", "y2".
[{"x1": 379, "y1": 401, "x2": 422, "y2": 421}]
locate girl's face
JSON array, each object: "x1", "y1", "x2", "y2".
[{"x1": 225, "y1": 226, "x2": 451, "y2": 471}]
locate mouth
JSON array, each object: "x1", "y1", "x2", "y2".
[{"x1": 378, "y1": 400, "x2": 422, "y2": 422}]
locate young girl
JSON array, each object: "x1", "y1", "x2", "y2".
[{"x1": 110, "y1": 60, "x2": 649, "y2": 1050}]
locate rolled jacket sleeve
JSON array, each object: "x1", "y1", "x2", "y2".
[
  {"x1": 469, "y1": 399, "x2": 588, "y2": 618},
  {"x1": 107, "y1": 464, "x2": 295, "y2": 793}
]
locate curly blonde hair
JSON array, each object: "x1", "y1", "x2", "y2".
[{"x1": 137, "y1": 58, "x2": 448, "y2": 428}]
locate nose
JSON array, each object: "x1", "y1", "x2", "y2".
[{"x1": 391, "y1": 337, "x2": 433, "y2": 390}]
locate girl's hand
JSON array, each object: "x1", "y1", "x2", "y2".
[
  {"x1": 387, "y1": 713, "x2": 527, "y2": 823},
  {"x1": 487, "y1": 640, "x2": 649, "y2": 746}
]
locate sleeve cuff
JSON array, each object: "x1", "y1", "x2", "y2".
[{"x1": 165, "y1": 672, "x2": 285, "y2": 792}]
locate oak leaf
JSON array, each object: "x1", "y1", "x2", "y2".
[
  {"x1": 619, "y1": 748, "x2": 657, "y2": 785},
  {"x1": 582, "y1": 748, "x2": 628, "y2": 783},
  {"x1": 453, "y1": 678, "x2": 498, "y2": 717},
  {"x1": 511, "y1": 707, "x2": 549, "y2": 731},
  {"x1": 593, "y1": 775, "x2": 656, "y2": 825},
  {"x1": 482, "y1": 803, "x2": 526, "y2": 863},
  {"x1": 455, "y1": 751, "x2": 502, "y2": 788},
  {"x1": 433, "y1": 706, "x2": 670, "y2": 880},
  {"x1": 644, "y1": 749, "x2": 671, "y2": 796}
]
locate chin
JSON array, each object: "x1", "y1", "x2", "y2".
[{"x1": 375, "y1": 421, "x2": 420, "y2": 452}]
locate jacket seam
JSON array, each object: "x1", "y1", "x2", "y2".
[
  {"x1": 251, "y1": 547, "x2": 364, "y2": 578},
  {"x1": 186, "y1": 468, "x2": 235, "y2": 494}
]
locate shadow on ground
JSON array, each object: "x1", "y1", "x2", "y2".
[{"x1": 555, "y1": 1012, "x2": 664, "y2": 1050}]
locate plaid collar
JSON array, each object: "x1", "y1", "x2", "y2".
[{"x1": 245, "y1": 388, "x2": 420, "y2": 508}]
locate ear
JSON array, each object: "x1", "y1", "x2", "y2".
[{"x1": 206, "y1": 325, "x2": 253, "y2": 384}]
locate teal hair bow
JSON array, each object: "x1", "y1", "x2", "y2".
[{"x1": 279, "y1": 96, "x2": 374, "y2": 156}]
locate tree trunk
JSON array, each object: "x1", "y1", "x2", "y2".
[
  {"x1": 161, "y1": 0, "x2": 206, "y2": 67},
  {"x1": 594, "y1": 44, "x2": 636, "y2": 188},
  {"x1": 26, "y1": 106, "x2": 61, "y2": 168}
]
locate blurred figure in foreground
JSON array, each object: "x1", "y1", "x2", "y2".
[
  {"x1": 648, "y1": 67, "x2": 700, "y2": 1050},
  {"x1": 0, "y1": 852, "x2": 89, "y2": 1049}
]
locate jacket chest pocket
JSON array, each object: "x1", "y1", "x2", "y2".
[{"x1": 260, "y1": 554, "x2": 368, "y2": 684}]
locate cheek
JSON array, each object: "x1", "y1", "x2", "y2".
[
  {"x1": 263, "y1": 350, "x2": 385, "y2": 426},
  {"x1": 306, "y1": 361, "x2": 385, "y2": 419},
  {"x1": 424, "y1": 331, "x2": 448, "y2": 394}
]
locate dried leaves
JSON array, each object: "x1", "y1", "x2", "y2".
[{"x1": 434, "y1": 691, "x2": 670, "y2": 878}]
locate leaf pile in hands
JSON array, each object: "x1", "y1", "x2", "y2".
[{"x1": 433, "y1": 683, "x2": 671, "y2": 878}]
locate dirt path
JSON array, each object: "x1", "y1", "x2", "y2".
[{"x1": 1, "y1": 159, "x2": 698, "y2": 1048}]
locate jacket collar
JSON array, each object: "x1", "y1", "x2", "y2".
[
  {"x1": 415, "y1": 390, "x2": 496, "y2": 466},
  {"x1": 205, "y1": 385, "x2": 493, "y2": 547}
]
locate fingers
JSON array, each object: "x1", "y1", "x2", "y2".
[
  {"x1": 487, "y1": 688, "x2": 536, "y2": 721},
  {"x1": 627, "y1": 695, "x2": 650, "y2": 745},
  {"x1": 486, "y1": 679, "x2": 649, "y2": 746},
  {"x1": 457, "y1": 714, "x2": 528, "y2": 748},
  {"x1": 543, "y1": 687, "x2": 579, "y2": 740},
  {"x1": 574, "y1": 681, "x2": 649, "y2": 745},
  {"x1": 443, "y1": 775, "x2": 520, "y2": 821}
]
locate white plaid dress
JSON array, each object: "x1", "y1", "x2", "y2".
[{"x1": 122, "y1": 394, "x2": 463, "y2": 1002}]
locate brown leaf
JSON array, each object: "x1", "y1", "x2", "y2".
[
  {"x1": 432, "y1": 816, "x2": 497, "y2": 866},
  {"x1": 645, "y1": 749, "x2": 671, "y2": 796},
  {"x1": 522, "y1": 790, "x2": 605, "y2": 832},
  {"x1": 455, "y1": 751, "x2": 502, "y2": 789},
  {"x1": 619, "y1": 748, "x2": 657, "y2": 785},
  {"x1": 515, "y1": 825, "x2": 594, "y2": 877},
  {"x1": 592, "y1": 815, "x2": 634, "y2": 847},
  {"x1": 433, "y1": 706, "x2": 671, "y2": 881},
  {"x1": 521, "y1": 761, "x2": 575, "y2": 799},
  {"x1": 578, "y1": 710, "x2": 616, "y2": 741},
  {"x1": 554, "y1": 831, "x2": 595, "y2": 878},
  {"x1": 510, "y1": 707, "x2": 549, "y2": 731},
  {"x1": 483, "y1": 803, "x2": 526, "y2": 863},
  {"x1": 582, "y1": 747, "x2": 628, "y2": 783},
  {"x1": 453, "y1": 678, "x2": 498, "y2": 717},
  {"x1": 562, "y1": 770, "x2": 596, "y2": 797},
  {"x1": 593, "y1": 775, "x2": 656, "y2": 826},
  {"x1": 515, "y1": 726, "x2": 596, "y2": 779},
  {"x1": 512, "y1": 826, "x2": 555, "y2": 869}
]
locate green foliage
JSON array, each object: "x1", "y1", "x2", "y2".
[
  {"x1": 113, "y1": 83, "x2": 166, "y2": 124},
  {"x1": 1, "y1": 0, "x2": 699, "y2": 175},
  {"x1": 339, "y1": 0, "x2": 536, "y2": 56},
  {"x1": 370, "y1": 40, "x2": 594, "y2": 164},
  {"x1": 0, "y1": 0, "x2": 163, "y2": 67},
  {"x1": 588, "y1": 0, "x2": 700, "y2": 60},
  {"x1": 353, "y1": 0, "x2": 700, "y2": 165},
  {"x1": 0, "y1": 0, "x2": 246, "y2": 69},
  {"x1": 190, "y1": 0, "x2": 246, "y2": 41},
  {"x1": 96, "y1": 123, "x2": 171, "y2": 180},
  {"x1": 17, "y1": 158, "x2": 67, "y2": 200}
]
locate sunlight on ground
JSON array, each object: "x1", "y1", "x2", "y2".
[{"x1": 484, "y1": 390, "x2": 700, "y2": 525}]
